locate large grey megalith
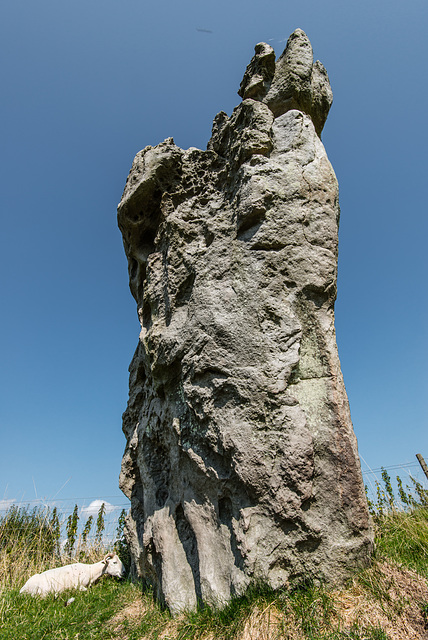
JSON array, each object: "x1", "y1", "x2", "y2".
[{"x1": 118, "y1": 29, "x2": 373, "y2": 615}]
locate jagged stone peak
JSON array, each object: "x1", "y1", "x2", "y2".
[
  {"x1": 238, "y1": 42, "x2": 276, "y2": 101},
  {"x1": 238, "y1": 29, "x2": 333, "y2": 135}
]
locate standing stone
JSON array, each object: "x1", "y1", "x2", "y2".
[{"x1": 118, "y1": 29, "x2": 373, "y2": 615}]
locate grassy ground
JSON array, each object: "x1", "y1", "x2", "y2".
[
  {"x1": 4, "y1": 560, "x2": 427, "y2": 640},
  {"x1": 1, "y1": 580, "x2": 140, "y2": 640},
  {"x1": 1, "y1": 478, "x2": 428, "y2": 640}
]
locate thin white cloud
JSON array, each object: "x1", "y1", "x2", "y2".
[{"x1": 80, "y1": 500, "x2": 117, "y2": 517}]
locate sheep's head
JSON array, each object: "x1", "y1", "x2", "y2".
[{"x1": 102, "y1": 553, "x2": 125, "y2": 578}]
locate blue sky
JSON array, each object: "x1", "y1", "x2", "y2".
[{"x1": 1, "y1": 0, "x2": 427, "y2": 516}]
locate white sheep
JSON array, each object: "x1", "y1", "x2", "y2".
[{"x1": 19, "y1": 553, "x2": 125, "y2": 596}]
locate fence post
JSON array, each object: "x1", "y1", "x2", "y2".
[{"x1": 416, "y1": 453, "x2": 428, "y2": 481}]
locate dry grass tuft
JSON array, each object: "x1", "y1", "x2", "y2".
[
  {"x1": 197, "y1": 603, "x2": 286, "y2": 640},
  {"x1": 239, "y1": 604, "x2": 284, "y2": 640},
  {"x1": 334, "y1": 561, "x2": 428, "y2": 640},
  {"x1": 108, "y1": 597, "x2": 148, "y2": 627}
]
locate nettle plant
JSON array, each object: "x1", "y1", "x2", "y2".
[
  {"x1": 61, "y1": 503, "x2": 128, "y2": 564},
  {"x1": 366, "y1": 468, "x2": 428, "y2": 519}
]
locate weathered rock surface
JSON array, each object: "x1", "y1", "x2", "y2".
[{"x1": 118, "y1": 29, "x2": 373, "y2": 615}]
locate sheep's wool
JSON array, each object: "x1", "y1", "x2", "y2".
[{"x1": 117, "y1": 29, "x2": 374, "y2": 615}]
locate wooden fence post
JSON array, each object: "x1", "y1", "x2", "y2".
[{"x1": 416, "y1": 453, "x2": 428, "y2": 481}]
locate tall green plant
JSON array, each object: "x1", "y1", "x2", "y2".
[
  {"x1": 368, "y1": 468, "x2": 428, "y2": 522},
  {"x1": 396, "y1": 475, "x2": 409, "y2": 506},
  {"x1": 95, "y1": 502, "x2": 106, "y2": 545},
  {"x1": 82, "y1": 515, "x2": 94, "y2": 545},
  {"x1": 49, "y1": 506, "x2": 61, "y2": 557},
  {"x1": 381, "y1": 468, "x2": 394, "y2": 508},
  {"x1": 114, "y1": 508, "x2": 130, "y2": 569},
  {"x1": 65, "y1": 504, "x2": 79, "y2": 557},
  {"x1": 409, "y1": 475, "x2": 428, "y2": 507}
]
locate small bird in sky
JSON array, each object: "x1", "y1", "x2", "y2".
[{"x1": 196, "y1": 28, "x2": 213, "y2": 34}]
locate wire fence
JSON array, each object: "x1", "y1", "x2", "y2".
[
  {"x1": 359, "y1": 455, "x2": 428, "y2": 505},
  {"x1": 0, "y1": 496, "x2": 130, "y2": 509},
  {"x1": 1, "y1": 455, "x2": 427, "y2": 525},
  {"x1": 0, "y1": 495, "x2": 131, "y2": 548},
  {"x1": 361, "y1": 461, "x2": 422, "y2": 476}
]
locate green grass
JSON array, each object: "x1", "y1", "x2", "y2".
[
  {"x1": 176, "y1": 582, "x2": 278, "y2": 639},
  {"x1": 0, "y1": 579, "x2": 148, "y2": 640},
  {"x1": 1, "y1": 480, "x2": 428, "y2": 640},
  {"x1": 175, "y1": 580, "x2": 391, "y2": 640},
  {"x1": 365, "y1": 467, "x2": 428, "y2": 579},
  {"x1": 0, "y1": 578, "x2": 394, "y2": 640},
  {"x1": 375, "y1": 506, "x2": 428, "y2": 577}
]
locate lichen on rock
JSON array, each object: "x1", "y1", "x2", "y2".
[{"x1": 118, "y1": 29, "x2": 373, "y2": 615}]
